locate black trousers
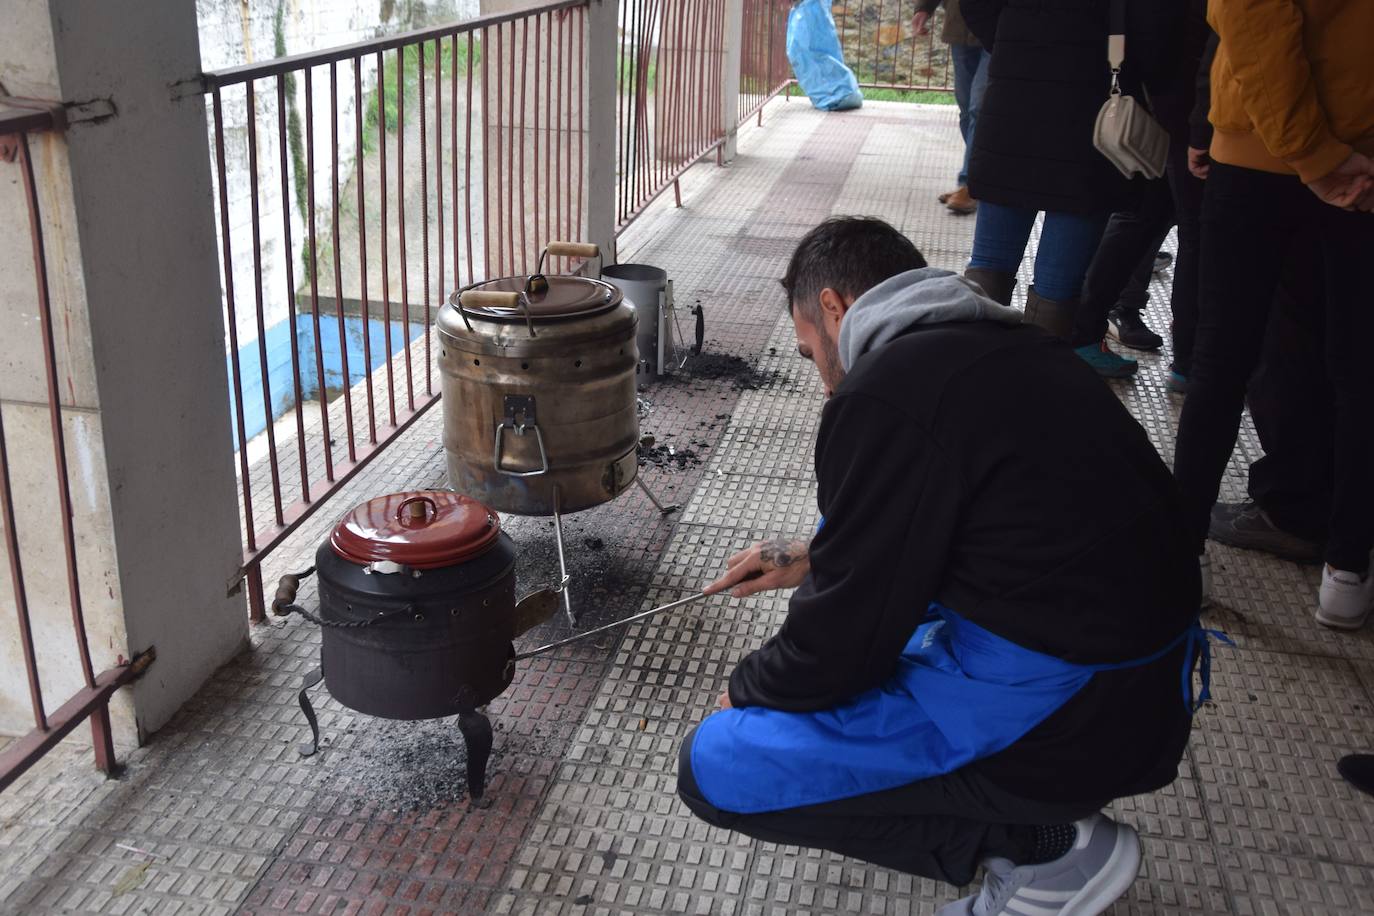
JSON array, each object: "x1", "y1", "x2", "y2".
[
  {"x1": 1246, "y1": 237, "x2": 1334, "y2": 544},
  {"x1": 677, "y1": 728, "x2": 1101, "y2": 887},
  {"x1": 1174, "y1": 163, "x2": 1374, "y2": 571}
]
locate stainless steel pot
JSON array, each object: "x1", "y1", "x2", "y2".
[{"x1": 437, "y1": 242, "x2": 640, "y2": 516}]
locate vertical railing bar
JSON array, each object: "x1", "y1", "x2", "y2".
[
  {"x1": 562, "y1": 12, "x2": 573, "y2": 262},
  {"x1": 554, "y1": 15, "x2": 563, "y2": 269},
  {"x1": 450, "y1": 34, "x2": 460, "y2": 289},
  {"x1": 276, "y1": 75, "x2": 310, "y2": 500},
  {"x1": 482, "y1": 25, "x2": 492, "y2": 280},
  {"x1": 353, "y1": 57, "x2": 376, "y2": 444},
  {"x1": 0, "y1": 403, "x2": 47, "y2": 730},
  {"x1": 304, "y1": 67, "x2": 335, "y2": 482},
  {"x1": 506, "y1": 21, "x2": 517, "y2": 273},
  {"x1": 419, "y1": 40, "x2": 432, "y2": 396},
  {"x1": 517, "y1": 18, "x2": 529, "y2": 271},
  {"x1": 18, "y1": 132, "x2": 95, "y2": 685},
  {"x1": 616, "y1": 1, "x2": 629, "y2": 224},
  {"x1": 576, "y1": 7, "x2": 584, "y2": 240},
  {"x1": 245, "y1": 81, "x2": 286, "y2": 527},
  {"x1": 377, "y1": 51, "x2": 396, "y2": 428},
  {"x1": 533, "y1": 13, "x2": 542, "y2": 258},
  {"x1": 329, "y1": 62, "x2": 358, "y2": 462},
  {"x1": 465, "y1": 31, "x2": 476, "y2": 287},
  {"x1": 435, "y1": 37, "x2": 444, "y2": 387},
  {"x1": 211, "y1": 89, "x2": 258, "y2": 553},
  {"x1": 398, "y1": 46, "x2": 415, "y2": 412}
]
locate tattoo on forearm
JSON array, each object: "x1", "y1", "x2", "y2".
[{"x1": 760, "y1": 537, "x2": 809, "y2": 569}]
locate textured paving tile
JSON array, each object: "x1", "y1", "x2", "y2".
[{"x1": 8, "y1": 98, "x2": 1374, "y2": 916}]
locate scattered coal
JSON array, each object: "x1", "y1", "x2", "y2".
[
  {"x1": 670, "y1": 351, "x2": 788, "y2": 392},
  {"x1": 583, "y1": 537, "x2": 605, "y2": 550},
  {"x1": 637, "y1": 441, "x2": 703, "y2": 471}
]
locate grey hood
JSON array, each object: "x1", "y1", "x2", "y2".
[{"x1": 837, "y1": 268, "x2": 1022, "y2": 371}]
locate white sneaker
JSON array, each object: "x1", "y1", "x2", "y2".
[
  {"x1": 1316, "y1": 564, "x2": 1374, "y2": 630},
  {"x1": 1199, "y1": 554, "x2": 1212, "y2": 610},
  {"x1": 936, "y1": 814, "x2": 1142, "y2": 916}
]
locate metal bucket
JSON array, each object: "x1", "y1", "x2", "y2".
[
  {"x1": 436, "y1": 244, "x2": 640, "y2": 516},
  {"x1": 602, "y1": 263, "x2": 674, "y2": 382}
]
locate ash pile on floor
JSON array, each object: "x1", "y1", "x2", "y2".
[
  {"x1": 670, "y1": 351, "x2": 790, "y2": 392},
  {"x1": 636, "y1": 433, "x2": 706, "y2": 471}
]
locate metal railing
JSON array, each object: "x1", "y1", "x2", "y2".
[
  {"x1": 0, "y1": 100, "x2": 153, "y2": 792},
  {"x1": 739, "y1": 0, "x2": 793, "y2": 125},
  {"x1": 200, "y1": 1, "x2": 590, "y2": 620},
  {"x1": 616, "y1": 0, "x2": 729, "y2": 229},
  {"x1": 834, "y1": 2, "x2": 954, "y2": 92}
]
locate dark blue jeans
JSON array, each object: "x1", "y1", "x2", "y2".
[
  {"x1": 968, "y1": 202, "x2": 1108, "y2": 302},
  {"x1": 951, "y1": 43, "x2": 990, "y2": 187}
]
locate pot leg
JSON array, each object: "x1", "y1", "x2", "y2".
[
  {"x1": 456, "y1": 708, "x2": 494, "y2": 806},
  {"x1": 297, "y1": 666, "x2": 324, "y2": 757},
  {"x1": 551, "y1": 486, "x2": 576, "y2": 626},
  {"x1": 635, "y1": 476, "x2": 680, "y2": 516}
]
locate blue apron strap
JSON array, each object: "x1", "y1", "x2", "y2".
[{"x1": 1183, "y1": 623, "x2": 1236, "y2": 713}]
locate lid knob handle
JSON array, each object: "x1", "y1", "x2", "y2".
[{"x1": 397, "y1": 495, "x2": 438, "y2": 525}]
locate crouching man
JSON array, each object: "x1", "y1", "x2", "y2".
[{"x1": 678, "y1": 218, "x2": 1209, "y2": 915}]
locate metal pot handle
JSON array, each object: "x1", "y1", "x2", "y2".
[
  {"x1": 493, "y1": 395, "x2": 550, "y2": 477},
  {"x1": 396, "y1": 495, "x2": 438, "y2": 524},
  {"x1": 454, "y1": 289, "x2": 538, "y2": 337},
  {"x1": 539, "y1": 241, "x2": 602, "y2": 277}
]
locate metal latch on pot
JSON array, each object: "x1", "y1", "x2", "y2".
[{"x1": 493, "y1": 395, "x2": 550, "y2": 477}]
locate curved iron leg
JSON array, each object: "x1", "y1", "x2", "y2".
[
  {"x1": 635, "y1": 475, "x2": 679, "y2": 515},
  {"x1": 297, "y1": 666, "x2": 324, "y2": 757},
  {"x1": 457, "y1": 708, "x2": 494, "y2": 805},
  {"x1": 552, "y1": 486, "x2": 575, "y2": 626}
]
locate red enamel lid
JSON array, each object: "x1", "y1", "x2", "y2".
[{"x1": 329, "y1": 491, "x2": 501, "y2": 569}]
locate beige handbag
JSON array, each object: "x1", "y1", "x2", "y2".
[{"x1": 1093, "y1": 0, "x2": 1169, "y2": 179}]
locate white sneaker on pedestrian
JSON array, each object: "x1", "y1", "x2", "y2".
[
  {"x1": 936, "y1": 814, "x2": 1142, "y2": 916},
  {"x1": 1316, "y1": 563, "x2": 1374, "y2": 630}
]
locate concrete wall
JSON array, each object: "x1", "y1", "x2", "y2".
[
  {"x1": 0, "y1": 0, "x2": 254, "y2": 743},
  {"x1": 198, "y1": 0, "x2": 475, "y2": 352}
]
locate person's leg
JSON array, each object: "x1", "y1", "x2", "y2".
[
  {"x1": 1032, "y1": 211, "x2": 1110, "y2": 303},
  {"x1": 1231, "y1": 237, "x2": 1332, "y2": 555},
  {"x1": 1173, "y1": 164, "x2": 1298, "y2": 556},
  {"x1": 677, "y1": 728, "x2": 1101, "y2": 887},
  {"x1": 949, "y1": 44, "x2": 978, "y2": 189},
  {"x1": 1070, "y1": 178, "x2": 1172, "y2": 349},
  {"x1": 958, "y1": 48, "x2": 991, "y2": 189},
  {"x1": 966, "y1": 201, "x2": 1037, "y2": 305},
  {"x1": 1165, "y1": 139, "x2": 1204, "y2": 382},
  {"x1": 1315, "y1": 206, "x2": 1374, "y2": 576}
]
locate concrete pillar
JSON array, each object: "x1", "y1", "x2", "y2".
[
  {"x1": 0, "y1": 1, "x2": 248, "y2": 743},
  {"x1": 720, "y1": 0, "x2": 744, "y2": 163},
  {"x1": 584, "y1": 0, "x2": 619, "y2": 262}
]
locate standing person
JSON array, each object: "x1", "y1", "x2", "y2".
[
  {"x1": 958, "y1": 0, "x2": 1182, "y2": 378},
  {"x1": 914, "y1": 0, "x2": 989, "y2": 215},
  {"x1": 678, "y1": 218, "x2": 1207, "y2": 915},
  {"x1": 1173, "y1": 0, "x2": 1374, "y2": 624},
  {"x1": 1067, "y1": 0, "x2": 1213, "y2": 379}
]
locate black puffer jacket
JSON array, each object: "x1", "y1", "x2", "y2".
[{"x1": 963, "y1": 0, "x2": 1184, "y2": 215}]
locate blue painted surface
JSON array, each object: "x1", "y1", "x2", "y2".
[{"x1": 228, "y1": 315, "x2": 425, "y2": 445}]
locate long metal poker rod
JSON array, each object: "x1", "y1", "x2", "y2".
[{"x1": 514, "y1": 591, "x2": 711, "y2": 660}]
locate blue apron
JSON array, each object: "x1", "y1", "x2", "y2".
[{"x1": 689, "y1": 603, "x2": 1229, "y2": 814}]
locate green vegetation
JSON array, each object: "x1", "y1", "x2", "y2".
[
  {"x1": 860, "y1": 87, "x2": 956, "y2": 104},
  {"x1": 362, "y1": 36, "x2": 480, "y2": 154},
  {"x1": 618, "y1": 51, "x2": 658, "y2": 94},
  {"x1": 275, "y1": 0, "x2": 313, "y2": 282}
]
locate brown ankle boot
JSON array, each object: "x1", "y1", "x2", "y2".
[
  {"x1": 963, "y1": 267, "x2": 1017, "y2": 306},
  {"x1": 945, "y1": 186, "x2": 977, "y2": 215},
  {"x1": 1023, "y1": 287, "x2": 1077, "y2": 338}
]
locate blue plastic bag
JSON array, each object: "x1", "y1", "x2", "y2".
[{"x1": 786, "y1": 0, "x2": 863, "y2": 111}]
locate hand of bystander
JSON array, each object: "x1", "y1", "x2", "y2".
[{"x1": 1306, "y1": 151, "x2": 1374, "y2": 210}]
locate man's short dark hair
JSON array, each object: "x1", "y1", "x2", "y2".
[{"x1": 780, "y1": 217, "x2": 927, "y2": 321}]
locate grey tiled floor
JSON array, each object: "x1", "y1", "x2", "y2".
[{"x1": 5, "y1": 100, "x2": 1374, "y2": 915}]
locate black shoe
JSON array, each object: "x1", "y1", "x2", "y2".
[
  {"x1": 1208, "y1": 500, "x2": 1323, "y2": 564},
  {"x1": 1106, "y1": 308, "x2": 1163, "y2": 351},
  {"x1": 1338, "y1": 754, "x2": 1374, "y2": 796}
]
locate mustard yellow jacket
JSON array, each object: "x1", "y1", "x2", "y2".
[{"x1": 1207, "y1": 0, "x2": 1374, "y2": 182}]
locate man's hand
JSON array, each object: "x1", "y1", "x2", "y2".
[
  {"x1": 703, "y1": 536, "x2": 811, "y2": 598},
  {"x1": 1187, "y1": 147, "x2": 1211, "y2": 180},
  {"x1": 912, "y1": 10, "x2": 931, "y2": 36},
  {"x1": 717, "y1": 690, "x2": 732, "y2": 709},
  {"x1": 1307, "y1": 152, "x2": 1374, "y2": 210}
]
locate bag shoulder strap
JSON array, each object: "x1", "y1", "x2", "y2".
[{"x1": 1107, "y1": 0, "x2": 1126, "y2": 91}]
